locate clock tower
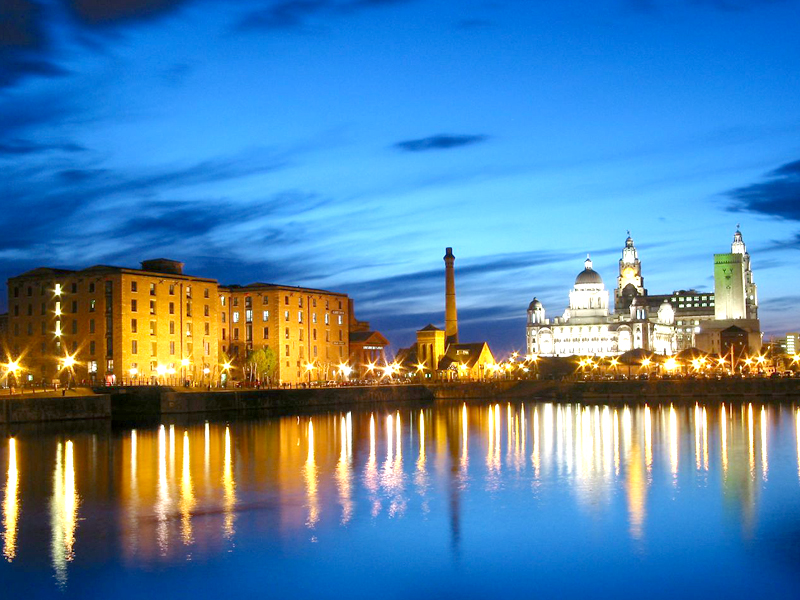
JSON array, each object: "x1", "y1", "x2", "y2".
[{"x1": 615, "y1": 232, "x2": 646, "y2": 311}]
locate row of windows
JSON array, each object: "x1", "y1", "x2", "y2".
[
  {"x1": 12, "y1": 281, "x2": 105, "y2": 297},
  {"x1": 130, "y1": 319, "x2": 210, "y2": 336},
  {"x1": 12, "y1": 299, "x2": 98, "y2": 316},
  {"x1": 221, "y1": 325, "x2": 343, "y2": 343},
  {"x1": 220, "y1": 294, "x2": 344, "y2": 311},
  {"x1": 131, "y1": 340, "x2": 211, "y2": 356},
  {"x1": 130, "y1": 299, "x2": 210, "y2": 317},
  {"x1": 130, "y1": 281, "x2": 210, "y2": 298},
  {"x1": 12, "y1": 318, "x2": 99, "y2": 336}
]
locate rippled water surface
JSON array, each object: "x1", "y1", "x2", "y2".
[{"x1": 3, "y1": 400, "x2": 800, "y2": 598}]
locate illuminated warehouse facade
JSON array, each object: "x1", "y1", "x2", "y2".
[{"x1": 4, "y1": 259, "x2": 383, "y2": 386}]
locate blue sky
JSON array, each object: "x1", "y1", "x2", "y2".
[{"x1": 1, "y1": 0, "x2": 799, "y2": 354}]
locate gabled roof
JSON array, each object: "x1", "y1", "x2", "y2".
[
  {"x1": 349, "y1": 331, "x2": 390, "y2": 346},
  {"x1": 438, "y1": 342, "x2": 493, "y2": 370},
  {"x1": 418, "y1": 323, "x2": 442, "y2": 332}
]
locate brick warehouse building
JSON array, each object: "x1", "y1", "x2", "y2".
[{"x1": 2, "y1": 259, "x2": 386, "y2": 387}]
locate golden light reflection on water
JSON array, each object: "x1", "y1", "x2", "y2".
[
  {"x1": 3, "y1": 401, "x2": 799, "y2": 576},
  {"x1": 180, "y1": 432, "x2": 195, "y2": 545},
  {"x1": 156, "y1": 425, "x2": 169, "y2": 555},
  {"x1": 760, "y1": 407, "x2": 768, "y2": 482},
  {"x1": 796, "y1": 408, "x2": 800, "y2": 482},
  {"x1": 644, "y1": 405, "x2": 652, "y2": 476},
  {"x1": 335, "y1": 414, "x2": 353, "y2": 524},
  {"x1": 722, "y1": 404, "x2": 728, "y2": 477},
  {"x1": 669, "y1": 405, "x2": 678, "y2": 482},
  {"x1": 51, "y1": 440, "x2": 78, "y2": 587},
  {"x1": 748, "y1": 404, "x2": 755, "y2": 478},
  {"x1": 304, "y1": 420, "x2": 318, "y2": 529},
  {"x1": 3, "y1": 438, "x2": 19, "y2": 561}
]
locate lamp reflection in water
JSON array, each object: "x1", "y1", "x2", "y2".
[
  {"x1": 702, "y1": 407, "x2": 709, "y2": 471},
  {"x1": 335, "y1": 414, "x2": 353, "y2": 524},
  {"x1": 3, "y1": 437, "x2": 19, "y2": 561},
  {"x1": 797, "y1": 408, "x2": 800, "y2": 482},
  {"x1": 156, "y1": 425, "x2": 169, "y2": 555},
  {"x1": 760, "y1": 406, "x2": 768, "y2": 482},
  {"x1": 486, "y1": 404, "x2": 501, "y2": 488},
  {"x1": 669, "y1": 405, "x2": 678, "y2": 482},
  {"x1": 51, "y1": 440, "x2": 79, "y2": 587},
  {"x1": 180, "y1": 431, "x2": 195, "y2": 545},
  {"x1": 415, "y1": 410, "x2": 430, "y2": 511},
  {"x1": 532, "y1": 408, "x2": 540, "y2": 480},
  {"x1": 365, "y1": 414, "x2": 380, "y2": 517},
  {"x1": 381, "y1": 413, "x2": 406, "y2": 518},
  {"x1": 222, "y1": 426, "x2": 236, "y2": 539},
  {"x1": 721, "y1": 404, "x2": 728, "y2": 477},
  {"x1": 747, "y1": 404, "x2": 755, "y2": 479},
  {"x1": 695, "y1": 404, "x2": 702, "y2": 471},
  {"x1": 460, "y1": 403, "x2": 468, "y2": 479},
  {"x1": 644, "y1": 405, "x2": 652, "y2": 476},
  {"x1": 613, "y1": 409, "x2": 620, "y2": 477},
  {"x1": 304, "y1": 419, "x2": 320, "y2": 529},
  {"x1": 127, "y1": 430, "x2": 139, "y2": 557}
]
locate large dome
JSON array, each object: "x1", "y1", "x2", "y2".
[{"x1": 575, "y1": 257, "x2": 603, "y2": 285}]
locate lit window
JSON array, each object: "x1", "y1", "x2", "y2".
[{"x1": 233, "y1": 311, "x2": 240, "y2": 323}]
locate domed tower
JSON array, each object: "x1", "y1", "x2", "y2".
[
  {"x1": 615, "y1": 231, "x2": 646, "y2": 313},
  {"x1": 568, "y1": 256, "x2": 609, "y2": 321},
  {"x1": 527, "y1": 297, "x2": 545, "y2": 325}
]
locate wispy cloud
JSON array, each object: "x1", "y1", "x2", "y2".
[
  {"x1": 236, "y1": 0, "x2": 412, "y2": 32},
  {"x1": 68, "y1": 0, "x2": 190, "y2": 26},
  {"x1": 393, "y1": 134, "x2": 489, "y2": 153},
  {"x1": 727, "y1": 158, "x2": 800, "y2": 220}
]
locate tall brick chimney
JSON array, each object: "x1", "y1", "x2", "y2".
[{"x1": 444, "y1": 247, "x2": 458, "y2": 346}]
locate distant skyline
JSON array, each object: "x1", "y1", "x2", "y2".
[{"x1": 2, "y1": 0, "x2": 799, "y2": 354}]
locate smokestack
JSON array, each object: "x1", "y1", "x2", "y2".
[{"x1": 444, "y1": 247, "x2": 458, "y2": 345}]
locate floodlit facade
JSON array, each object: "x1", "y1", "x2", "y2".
[
  {"x1": 4, "y1": 259, "x2": 382, "y2": 386},
  {"x1": 4, "y1": 259, "x2": 220, "y2": 385},
  {"x1": 220, "y1": 284, "x2": 352, "y2": 385},
  {"x1": 526, "y1": 253, "x2": 676, "y2": 357}
]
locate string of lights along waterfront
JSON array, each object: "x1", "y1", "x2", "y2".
[{"x1": 2, "y1": 402, "x2": 800, "y2": 598}]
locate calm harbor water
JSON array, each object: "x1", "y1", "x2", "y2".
[{"x1": 2, "y1": 400, "x2": 800, "y2": 598}]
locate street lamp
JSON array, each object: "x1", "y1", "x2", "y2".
[
  {"x1": 305, "y1": 361, "x2": 315, "y2": 385},
  {"x1": 4, "y1": 359, "x2": 21, "y2": 392}
]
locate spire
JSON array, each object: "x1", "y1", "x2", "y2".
[{"x1": 732, "y1": 226, "x2": 745, "y2": 254}]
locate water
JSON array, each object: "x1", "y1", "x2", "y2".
[{"x1": 2, "y1": 401, "x2": 800, "y2": 598}]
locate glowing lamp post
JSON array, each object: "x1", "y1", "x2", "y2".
[
  {"x1": 305, "y1": 361, "x2": 315, "y2": 385},
  {"x1": 641, "y1": 357, "x2": 652, "y2": 378},
  {"x1": 181, "y1": 357, "x2": 191, "y2": 385},
  {"x1": 4, "y1": 360, "x2": 21, "y2": 393}
]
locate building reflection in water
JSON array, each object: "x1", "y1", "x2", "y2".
[
  {"x1": 3, "y1": 438, "x2": 19, "y2": 562},
  {"x1": 51, "y1": 440, "x2": 78, "y2": 587},
  {"x1": 5, "y1": 400, "x2": 798, "y2": 576}
]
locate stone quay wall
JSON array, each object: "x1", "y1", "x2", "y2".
[
  {"x1": 109, "y1": 384, "x2": 435, "y2": 420},
  {"x1": 429, "y1": 378, "x2": 800, "y2": 404},
  {"x1": 0, "y1": 393, "x2": 111, "y2": 424}
]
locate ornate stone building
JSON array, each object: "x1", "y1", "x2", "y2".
[
  {"x1": 527, "y1": 229, "x2": 761, "y2": 357},
  {"x1": 526, "y1": 252, "x2": 676, "y2": 357}
]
